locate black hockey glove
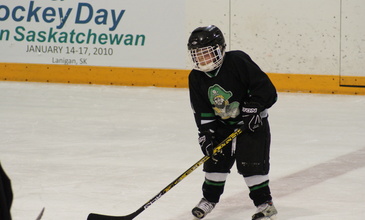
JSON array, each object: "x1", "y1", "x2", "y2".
[
  {"x1": 198, "y1": 130, "x2": 224, "y2": 163},
  {"x1": 241, "y1": 102, "x2": 264, "y2": 132}
]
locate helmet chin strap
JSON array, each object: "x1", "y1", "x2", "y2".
[
  {"x1": 199, "y1": 62, "x2": 217, "y2": 72},
  {"x1": 204, "y1": 65, "x2": 222, "y2": 78}
]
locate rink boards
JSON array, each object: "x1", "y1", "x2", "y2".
[{"x1": 0, "y1": 63, "x2": 364, "y2": 95}]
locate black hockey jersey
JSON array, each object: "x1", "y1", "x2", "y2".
[{"x1": 188, "y1": 50, "x2": 277, "y2": 132}]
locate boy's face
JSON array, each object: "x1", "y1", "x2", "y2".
[
  {"x1": 189, "y1": 45, "x2": 224, "y2": 72},
  {"x1": 195, "y1": 47, "x2": 215, "y2": 67}
]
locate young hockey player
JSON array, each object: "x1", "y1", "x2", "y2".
[{"x1": 187, "y1": 25, "x2": 278, "y2": 220}]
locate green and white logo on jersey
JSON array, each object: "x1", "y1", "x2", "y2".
[{"x1": 208, "y1": 84, "x2": 240, "y2": 119}]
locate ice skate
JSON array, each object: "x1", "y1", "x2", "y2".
[
  {"x1": 252, "y1": 200, "x2": 278, "y2": 220},
  {"x1": 192, "y1": 198, "x2": 216, "y2": 219}
]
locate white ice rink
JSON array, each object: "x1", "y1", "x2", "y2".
[{"x1": 0, "y1": 81, "x2": 364, "y2": 220}]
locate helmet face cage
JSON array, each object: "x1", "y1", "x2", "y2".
[{"x1": 190, "y1": 45, "x2": 225, "y2": 72}]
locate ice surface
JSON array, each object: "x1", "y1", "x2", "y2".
[{"x1": 0, "y1": 81, "x2": 364, "y2": 219}]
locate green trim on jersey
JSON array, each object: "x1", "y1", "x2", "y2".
[{"x1": 201, "y1": 112, "x2": 216, "y2": 117}]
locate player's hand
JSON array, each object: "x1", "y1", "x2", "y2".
[
  {"x1": 198, "y1": 131, "x2": 224, "y2": 162},
  {"x1": 241, "y1": 102, "x2": 264, "y2": 132}
]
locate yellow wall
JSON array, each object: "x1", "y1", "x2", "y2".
[{"x1": 1, "y1": 63, "x2": 364, "y2": 95}]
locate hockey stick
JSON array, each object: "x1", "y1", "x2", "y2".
[
  {"x1": 35, "y1": 207, "x2": 45, "y2": 220},
  {"x1": 87, "y1": 127, "x2": 244, "y2": 220}
]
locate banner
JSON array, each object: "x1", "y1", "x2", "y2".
[{"x1": 0, "y1": 0, "x2": 186, "y2": 68}]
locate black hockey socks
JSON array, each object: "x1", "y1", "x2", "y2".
[
  {"x1": 248, "y1": 180, "x2": 272, "y2": 207},
  {"x1": 202, "y1": 178, "x2": 225, "y2": 203}
]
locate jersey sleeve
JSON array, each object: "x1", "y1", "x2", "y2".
[
  {"x1": 188, "y1": 71, "x2": 218, "y2": 132},
  {"x1": 237, "y1": 52, "x2": 277, "y2": 109}
]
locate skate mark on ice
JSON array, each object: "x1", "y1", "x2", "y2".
[{"x1": 270, "y1": 146, "x2": 365, "y2": 198}]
